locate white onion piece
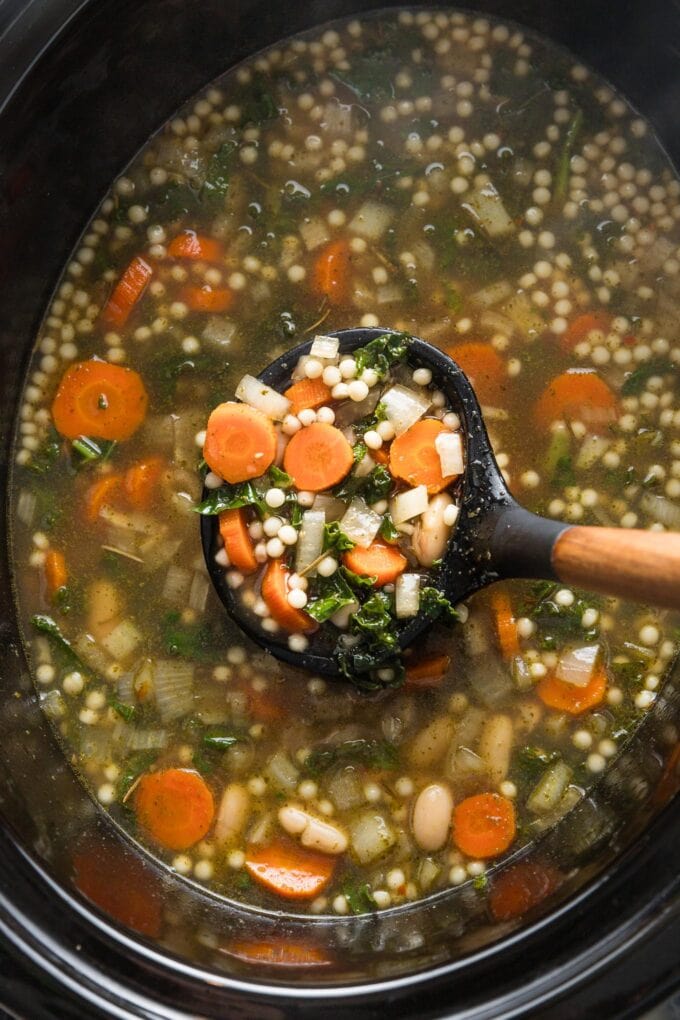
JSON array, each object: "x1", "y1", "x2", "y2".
[
  {"x1": 295, "y1": 509, "x2": 326, "y2": 575},
  {"x1": 640, "y1": 492, "x2": 680, "y2": 530},
  {"x1": 354, "y1": 451, "x2": 376, "y2": 478},
  {"x1": 312, "y1": 494, "x2": 346, "y2": 521},
  {"x1": 471, "y1": 280, "x2": 513, "y2": 308},
  {"x1": 348, "y1": 200, "x2": 393, "y2": 240},
  {"x1": 381, "y1": 384, "x2": 431, "y2": 436},
  {"x1": 349, "y1": 810, "x2": 396, "y2": 864},
  {"x1": 576, "y1": 433, "x2": 611, "y2": 470},
  {"x1": 435, "y1": 430, "x2": 464, "y2": 478},
  {"x1": 154, "y1": 660, "x2": 194, "y2": 722},
  {"x1": 390, "y1": 485, "x2": 429, "y2": 525},
  {"x1": 310, "y1": 334, "x2": 339, "y2": 360},
  {"x1": 188, "y1": 571, "x2": 210, "y2": 613},
  {"x1": 395, "y1": 573, "x2": 421, "y2": 618},
  {"x1": 463, "y1": 182, "x2": 516, "y2": 238},
  {"x1": 299, "y1": 217, "x2": 330, "y2": 252},
  {"x1": 556, "y1": 645, "x2": 600, "y2": 687},
  {"x1": 340, "y1": 497, "x2": 382, "y2": 548},
  {"x1": 235, "y1": 374, "x2": 291, "y2": 420}
]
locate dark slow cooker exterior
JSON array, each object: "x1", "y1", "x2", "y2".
[{"x1": 1, "y1": 0, "x2": 680, "y2": 1016}]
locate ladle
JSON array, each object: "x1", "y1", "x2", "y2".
[{"x1": 201, "y1": 328, "x2": 680, "y2": 677}]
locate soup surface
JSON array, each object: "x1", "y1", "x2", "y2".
[{"x1": 11, "y1": 9, "x2": 680, "y2": 919}]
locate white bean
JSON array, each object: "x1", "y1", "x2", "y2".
[
  {"x1": 411, "y1": 783, "x2": 454, "y2": 851},
  {"x1": 86, "y1": 578, "x2": 123, "y2": 642},
  {"x1": 214, "y1": 783, "x2": 250, "y2": 845},
  {"x1": 412, "y1": 493, "x2": 455, "y2": 567},
  {"x1": 407, "y1": 715, "x2": 455, "y2": 768},
  {"x1": 478, "y1": 713, "x2": 514, "y2": 783},
  {"x1": 278, "y1": 803, "x2": 348, "y2": 855}
]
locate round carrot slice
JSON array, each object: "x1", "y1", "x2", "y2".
[
  {"x1": 343, "y1": 539, "x2": 407, "y2": 586},
  {"x1": 536, "y1": 666, "x2": 607, "y2": 715},
  {"x1": 135, "y1": 769, "x2": 214, "y2": 851},
  {"x1": 245, "y1": 841, "x2": 336, "y2": 900},
  {"x1": 313, "y1": 239, "x2": 352, "y2": 306},
  {"x1": 389, "y1": 418, "x2": 456, "y2": 493},
  {"x1": 448, "y1": 342, "x2": 506, "y2": 406},
  {"x1": 167, "y1": 231, "x2": 224, "y2": 262},
  {"x1": 123, "y1": 457, "x2": 165, "y2": 510},
  {"x1": 452, "y1": 792, "x2": 516, "y2": 859},
  {"x1": 52, "y1": 360, "x2": 148, "y2": 441},
  {"x1": 282, "y1": 422, "x2": 354, "y2": 492},
  {"x1": 203, "y1": 401, "x2": 277, "y2": 484},
  {"x1": 533, "y1": 370, "x2": 617, "y2": 433}
]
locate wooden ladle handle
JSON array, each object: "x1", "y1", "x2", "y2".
[{"x1": 552, "y1": 527, "x2": 680, "y2": 609}]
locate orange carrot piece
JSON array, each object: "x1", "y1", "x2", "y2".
[
  {"x1": 533, "y1": 370, "x2": 617, "y2": 433},
  {"x1": 536, "y1": 666, "x2": 607, "y2": 715},
  {"x1": 389, "y1": 418, "x2": 458, "y2": 494},
  {"x1": 489, "y1": 859, "x2": 562, "y2": 922},
  {"x1": 372, "y1": 444, "x2": 390, "y2": 466},
  {"x1": 123, "y1": 457, "x2": 164, "y2": 510},
  {"x1": 135, "y1": 769, "x2": 214, "y2": 851},
  {"x1": 224, "y1": 938, "x2": 332, "y2": 967},
  {"x1": 84, "y1": 474, "x2": 122, "y2": 522},
  {"x1": 219, "y1": 508, "x2": 258, "y2": 574},
  {"x1": 261, "y1": 559, "x2": 317, "y2": 634},
  {"x1": 282, "y1": 422, "x2": 354, "y2": 492},
  {"x1": 203, "y1": 401, "x2": 277, "y2": 484},
  {"x1": 102, "y1": 255, "x2": 153, "y2": 327},
  {"x1": 167, "y1": 230, "x2": 224, "y2": 262},
  {"x1": 561, "y1": 312, "x2": 611, "y2": 351},
  {"x1": 247, "y1": 686, "x2": 285, "y2": 722},
  {"x1": 44, "y1": 549, "x2": 68, "y2": 595},
  {"x1": 245, "y1": 841, "x2": 336, "y2": 900},
  {"x1": 284, "y1": 377, "x2": 333, "y2": 415},
  {"x1": 405, "y1": 654, "x2": 451, "y2": 689},
  {"x1": 52, "y1": 360, "x2": 148, "y2": 441},
  {"x1": 447, "y1": 342, "x2": 506, "y2": 406},
  {"x1": 343, "y1": 539, "x2": 407, "y2": 587},
  {"x1": 73, "y1": 841, "x2": 163, "y2": 938},
  {"x1": 452, "y1": 793, "x2": 516, "y2": 859},
  {"x1": 313, "y1": 239, "x2": 352, "y2": 306},
  {"x1": 490, "y1": 589, "x2": 520, "y2": 660},
  {"x1": 181, "y1": 284, "x2": 234, "y2": 313}
]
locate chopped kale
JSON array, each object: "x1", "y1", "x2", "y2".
[
  {"x1": 71, "y1": 436, "x2": 117, "y2": 467},
  {"x1": 268, "y1": 465, "x2": 293, "y2": 489},
  {"x1": 202, "y1": 730, "x2": 240, "y2": 751},
  {"x1": 554, "y1": 107, "x2": 583, "y2": 201},
  {"x1": 353, "y1": 441, "x2": 368, "y2": 464},
  {"x1": 32, "y1": 614, "x2": 82, "y2": 667},
  {"x1": 151, "y1": 181, "x2": 202, "y2": 222},
  {"x1": 333, "y1": 463, "x2": 393, "y2": 504},
  {"x1": 201, "y1": 140, "x2": 237, "y2": 208},
  {"x1": 420, "y1": 588, "x2": 458, "y2": 622},
  {"x1": 552, "y1": 454, "x2": 576, "y2": 489},
  {"x1": 520, "y1": 582, "x2": 602, "y2": 648},
  {"x1": 353, "y1": 401, "x2": 388, "y2": 437},
  {"x1": 472, "y1": 874, "x2": 489, "y2": 893},
  {"x1": 341, "y1": 566, "x2": 377, "y2": 592},
  {"x1": 238, "y1": 72, "x2": 279, "y2": 126},
  {"x1": 194, "y1": 481, "x2": 268, "y2": 517},
  {"x1": 513, "y1": 745, "x2": 560, "y2": 789},
  {"x1": 323, "y1": 522, "x2": 356, "y2": 555},
  {"x1": 353, "y1": 332, "x2": 409, "y2": 380},
  {"x1": 621, "y1": 359, "x2": 677, "y2": 397},
  {"x1": 336, "y1": 592, "x2": 404, "y2": 685},
  {"x1": 379, "y1": 514, "x2": 399, "y2": 542},
  {"x1": 117, "y1": 751, "x2": 156, "y2": 802},
  {"x1": 27, "y1": 428, "x2": 61, "y2": 476},
  {"x1": 110, "y1": 698, "x2": 137, "y2": 723},
  {"x1": 305, "y1": 738, "x2": 399, "y2": 776},
  {"x1": 161, "y1": 611, "x2": 221, "y2": 660},
  {"x1": 343, "y1": 880, "x2": 378, "y2": 914},
  {"x1": 330, "y1": 53, "x2": 395, "y2": 103},
  {"x1": 306, "y1": 571, "x2": 356, "y2": 623}
]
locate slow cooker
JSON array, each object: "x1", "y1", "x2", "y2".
[{"x1": 1, "y1": 0, "x2": 679, "y2": 1016}]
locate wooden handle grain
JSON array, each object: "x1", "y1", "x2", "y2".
[{"x1": 552, "y1": 527, "x2": 680, "y2": 609}]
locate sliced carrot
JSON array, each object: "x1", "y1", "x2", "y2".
[
  {"x1": 261, "y1": 559, "x2": 317, "y2": 634},
  {"x1": 389, "y1": 418, "x2": 457, "y2": 494},
  {"x1": 489, "y1": 858, "x2": 562, "y2": 922},
  {"x1": 405, "y1": 654, "x2": 451, "y2": 689},
  {"x1": 284, "y1": 377, "x2": 333, "y2": 415},
  {"x1": 167, "y1": 230, "x2": 224, "y2": 262},
  {"x1": 224, "y1": 938, "x2": 332, "y2": 967},
  {"x1": 561, "y1": 312, "x2": 611, "y2": 352},
  {"x1": 490, "y1": 589, "x2": 520, "y2": 660},
  {"x1": 343, "y1": 539, "x2": 407, "y2": 587},
  {"x1": 219, "y1": 508, "x2": 258, "y2": 574},
  {"x1": 536, "y1": 665, "x2": 607, "y2": 715},
  {"x1": 135, "y1": 768, "x2": 214, "y2": 851},
  {"x1": 52, "y1": 360, "x2": 148, "y2": 441},
  {"x1": 102, "y1": 255, "x2": 153, "y2": 327},
  {"x1": 181, "y1": 284, "x2": 234, "y2": 313},
  {"x1": 245, "y1": 840, "x2": 336, "y2": 900},
  {"x1": 452, "y1": 792, "x2": 516, "y2": 859},
  {"x1": 247, "y1": 686, "x2": 285, "y2": 722},
  {"x1": 313, "y1": 239, "x2": 352, "y2": 306},
  {"x1": 283, "y1": 422, "x2": 354, "y2": 492},
  {"x1": 123, "y1": 457, "x2": 164, "y2": 510},
  {"x1": 203, "y1": 401, "x2": 277, "y2": 484},
  {"x1": 84, "y1": 474, "x2": 122, "y2": 522},
  {"x1": 533, "y1": 370, "x2": 617, "y2": 434},
  {"x1": 73, "y1": 841, "x2": 163, "y2": 938},
  {"x1": 448, "y1": 342, "x2": 506, "y2": 406},
  {"x1": 372, "y1": 444, "x2": 390, "y2": 466},
  {"x1": 44, "y1": 549, "x2": 68, "y2": 595}
]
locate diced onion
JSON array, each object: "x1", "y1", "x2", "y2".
[
  {"x1": 471, "y1": 280, "x2": 513, "y2": 308},
  {"x1": 641, "y1": 492, "x2": 680, "y2": 530},
  {"x1": 556, "y1": 644, "x2": 600, "y2": 687},
  {"x1": 154, "y1": 660, "x2": 194, "y2": 722},
  {"x1": 395, "y1": 573, "x2": 420, "y2": 618},
  {"x1": 327, "y1": 767, "x2": 365, "y2": 809},
  {"x1": 377, "y1": 284, "x2": 403, "y2": 305},
  {"x1": 576, "y1": 434, "x2": 610, "y2": 470},
  {"x1": 101, "y1": 620, "x2": 142, "y2": 661},
  {"x1": 349, "y1": 810, "x2": 396, "y2": 864},
  {"x1": 348, "y1": 201, "x2": 393, "y2": 241},
  {"x1": 202, "y1": 316, "x2": 237, "y2": 348},
  {"x1": 390, "y1": 485, "x2": 429, "y2": 525},
  {"x1": 381, "y1": 384, "x2": 431, "y2": 436},
  {"x1": 435, "y1": 430, "x2": 464, "y2": 478},
  {"x1": 309, "y1": 334, "x2": 339, "y2": 360},
  {"x1": 264, "y1": 750, "x2": 299, "y2": 792},
  {"x1": 299, "y1": 217, "x2": 330, "y2": 252},
  {"x1": 312, "y1": 494, "x2": 346, "y2": 521},
  {"x1": 235, "y1": 374, "x2": 291, "y2": 420},
  {"x1": 162, "y1": 565, "x2": 191, "y2": 605},
  {"x1": 463, "y1": 182, "x2": 516, "y2": 238},
  {"x1": 189, "y1": 571, "x2": 210, "y2": 613},
  {"x1": 527, "y1": 761, "x2": 573, "y2": 815},
  {"x1": 295, "y1": 509, "x2": 326, "y2": 575},
  {"x1": 354, "y1": 451, "x2": 376, "y2": 478},
  {"x1": 16, "y1": 490, "x2": 36, "y2": 526},
  {"x1": 340, "y1": 497, "x2": 382, "y2": 548}
]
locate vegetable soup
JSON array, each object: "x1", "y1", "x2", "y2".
[{"x1": 10, "y1": 9, "x2": 680, "y2": 919}]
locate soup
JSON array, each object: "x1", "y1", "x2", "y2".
[{"x1": 10, "y1": 8, "x2": 680, "y2": 919}]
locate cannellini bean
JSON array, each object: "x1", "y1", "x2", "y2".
[
  {"x1": 215, "y1": 783, "x2": 250, "y2": 845},
  {"x1": 412, "y1": 493, "x2": 455, "y2": 567},
  {"x1": 411, "y1": 783, "x2": 454, "y2": 851},
  {"x1": 478, "y1": 713, "x2": 514, "y2": 783},
  {"x1": 278, "y1": 803, "x2": 348, "y2": 855},
  {"x1": 407, "y1": 715, "x2": 455, "y2": 768},
  {"x1": 515, "y1": 699, "x2": 544, "y2": 734},
  {"x1": 86, "y1": 578, "x2": 123, "y2": 642}
]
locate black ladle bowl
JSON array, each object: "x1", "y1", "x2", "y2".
[{"x1": 201, "y1": 328, "x2": 680, "y2": 677}]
